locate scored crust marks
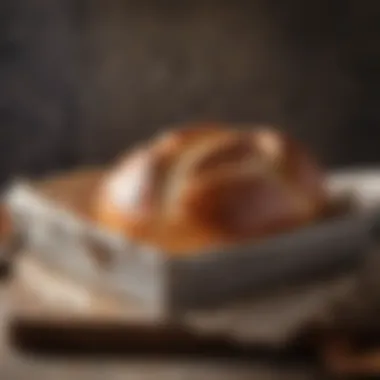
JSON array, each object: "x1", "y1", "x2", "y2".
[
  {"x1": 253, "y1": 127, "x2": 285, "y2": 163},
  {"x1": 104, "y1": 148, "x2": 156, "y2": 220},
  {"x1": 100, "y1": 125, "x2": 328, "y2": 250},
  {"x1": 186, "y1": 174, "x2": 304, "y2": 238},
  {"x1": 103, "y1": 126, "x2": 249, "y2": 219},
  {"x1": 178, "y1": 129, "x2": 305, "y2": 237}
]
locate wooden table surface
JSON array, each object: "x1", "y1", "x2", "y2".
[
  {"x1": 0, "y1": 272, "x2": 322, "y2": 380},
  {"x1": 0, "y1": 168, "x2": 334, "y2": 379},
  {"x1": 4, "y1": 167, "x2": 380, "y2": 379}
]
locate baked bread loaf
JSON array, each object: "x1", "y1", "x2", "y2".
[{"x1": 94, "y1": 123, "x2": 329, "y2": 255}]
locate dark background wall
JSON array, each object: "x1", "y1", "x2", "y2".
[{"x1": 0, "y1": 0, "x2": 379, "y2": 186}]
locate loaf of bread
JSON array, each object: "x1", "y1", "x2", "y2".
[{"x1": 94, "y1": 123, "x2": 329, "y2": 255}]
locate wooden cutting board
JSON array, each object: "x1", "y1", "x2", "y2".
[
  {"x1": 4, "y1": 167, "x2": 380, "y2": 378},
  {"x1": 3, "y1": 167, "x2": 356, "y2": 349},
  {"x1": 0, "y1": 278, "x2": 319, "y2": 380},
  {"x1": 0, "y1": 168, "x2": 322, "y2": 379}
]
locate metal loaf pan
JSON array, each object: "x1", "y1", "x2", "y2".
[{"x1": 4, "y1": 180, "x2": 374, "y2": 318}]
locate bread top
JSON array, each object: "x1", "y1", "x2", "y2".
[{"x1": 95, "y1": 123, "x2": 329, "y2": 255}]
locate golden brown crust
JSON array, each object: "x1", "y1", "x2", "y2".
[{"x1": 94, "y1": 123, "x2": 329, "y2": 255}]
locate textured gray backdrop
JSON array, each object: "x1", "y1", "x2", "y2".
[{"x1": 0, "y1": 0, "x2": 379, "y2": 186}]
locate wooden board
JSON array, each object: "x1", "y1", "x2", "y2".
[
  {"x1": 3, "y1": 167, "x2": 362, "y2": 348},
  {"x1": 0, "y1": 281, "x2": 320, "y2": 380},
  {"x1": 4, "y1": 167, "x2": 380, "y2": 378},
  {"x1": 7, "y1": 169, "x2": 361, "y2": 316},
  {"x1": 7, "y1": 252, "x2": 357, "y2": 346}
]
